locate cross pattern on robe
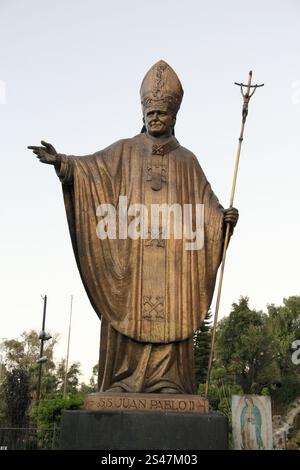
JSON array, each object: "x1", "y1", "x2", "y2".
[
  {"x1": 143, "y1": 296, "x2": 165, "y2": 320},
  {"x1": 146, "y1": 152, "x2": 167, "y2": 191},
  {"x1": 146, "y1": 140, "x2": 179, "y2": 191},
  {"x1": 144, "y1": 228, "x2": 166, "y2": 248}
]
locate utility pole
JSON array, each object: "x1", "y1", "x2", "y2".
[
  {"x1": 0, "y1": 345, "x2": 4, "y2": 384},
  {"x1": 63, "y1": 295, "x2": 73, "y2": 398},
  {"x1": 36, "y1": 295, "x2": 52, "y2": 404}
]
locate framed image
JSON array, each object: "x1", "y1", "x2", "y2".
[{"x1": 232, "y1": 395, "x2": 273, "y2": 450}]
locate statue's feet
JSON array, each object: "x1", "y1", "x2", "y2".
[
  {"x1": 158, "y1": 387, "x2": 181, "y2": 394},
  {"x1": 104, "y1": 386, "x2": 125, "y2": 393},
  {"x1": 103, "y1": 385, "x2": 182, "y2": 394}
]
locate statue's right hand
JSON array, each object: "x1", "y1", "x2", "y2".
[{"x1": 27, "y1": 140, "x2": 58, "y2": 165}]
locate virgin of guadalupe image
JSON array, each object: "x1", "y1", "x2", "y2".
[{"x1": 241, "y1": 396, "x2": 264, "y2": 450}]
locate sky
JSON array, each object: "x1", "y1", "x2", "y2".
[{"x1": 0, "y1": 0, "x2": 300, "y2": 382}]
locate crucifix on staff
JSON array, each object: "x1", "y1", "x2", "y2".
[{"x1": 205, "y1": 71, "x2": 264, "y2": 398}]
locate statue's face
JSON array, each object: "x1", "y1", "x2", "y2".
[{"x1": 144, "y1": 110, "x2": 175, "y2": 137}]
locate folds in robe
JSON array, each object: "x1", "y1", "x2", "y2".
[{"x1": 56, "y1": 133, "x2": 224, "y2": 344}]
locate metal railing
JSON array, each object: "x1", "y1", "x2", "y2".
[{"x1": 0, "y1": 426, "x2": 59, "y2": 450}]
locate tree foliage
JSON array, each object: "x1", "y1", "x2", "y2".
[
  {"x1": 3, "y1": 368, "x2": 31, "y2": 426},
  {"x1": 1, "y1": 295, "x2": 300, "y2": 429},
  {"x1": 55, "y1": 359, "x2": 81, "y2": 395},
  {"x1": 1, "y1": 330, "x2": 58, "y2": 401},
  {"x1": 213, "y1": 295, "x2": 300, "y2": 406},
  {"x1": 0, "y1": 330, "x2": 86, "y2": 425},
  {"x1": 194, "y1": 310, "x2": 212, "y2": 385},
  {"x1": 32, "y1": 395, "x2": 84, "y2": 428}
]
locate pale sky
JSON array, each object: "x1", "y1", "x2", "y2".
[{"x1": 1, "y1": 0, "x2": 300, "y2": 382}]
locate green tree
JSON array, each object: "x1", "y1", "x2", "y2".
[
  {"x1": 214, "y1": 295, "x2": 300, "y2": 407},
  {"x1": 90, "y1": 363, "x2": 98, "y2": 390},
  {"x1": 1, "y1": 330, "x2": 58, "y2": 400},
  {"x1": 215, "y1": 296, "x2": 267, "y2": 392},
  {"x1": 3, "y1": 368, "x2": 31, "y2": 426},
  {"x1": 258, "y1": 296, "x2": 300, "y2": 404},
  {"x1": 32, "y1": 395, "x2": 84, "y2": 429},
  {"x1": 79, "y1": 363, "x2": 98, "y2": 394},
  {"x1": 194, "y1": 311, "x2": 212, "y2": 385},
  {"x1": 2, "y1": 330, "x2": 57, "y2": 370},
  {"x1": 55, "y1": 359, "x2": 81, "y2": 395},
  {"x1": 31, "y1": 395, "x2": 85, "y2": 448}
]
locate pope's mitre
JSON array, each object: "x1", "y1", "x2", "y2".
[{"x1": 140, "y1": 60, "x2": 184, "y2": 115}]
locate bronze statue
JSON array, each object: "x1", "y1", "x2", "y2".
[{"x1": 28, "y1": 60, "x2": 238, "y2": 395}]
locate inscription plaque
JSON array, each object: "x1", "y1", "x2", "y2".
[{"x1": 85, "y1": 392, "x2": 208, "y2": 413}]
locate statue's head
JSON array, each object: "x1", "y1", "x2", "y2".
[{"x1": 140, "y1": 60, "x2": 183, "y2": 137}]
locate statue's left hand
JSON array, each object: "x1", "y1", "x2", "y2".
[{"x1": 224, "y1": 207, "x2": 239, "y2": 230}]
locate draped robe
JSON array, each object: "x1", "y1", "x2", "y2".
[{"x1": 55, "y1": 133, "x2": 224, "y2": 393}]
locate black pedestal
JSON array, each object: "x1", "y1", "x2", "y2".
[{"x1": 59, "y1": 410, "x2": 228, "y2": 450}]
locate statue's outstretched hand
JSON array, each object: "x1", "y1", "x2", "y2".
[{"x1": 28, "y1": 140, "x2": 58, "y2": 165}]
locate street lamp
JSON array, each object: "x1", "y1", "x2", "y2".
[
  {"x1": 36, "y1": 294, "x2": 52, "y2": 404},
  {"x1": 0, "y1": 345, "x2": 4, "y2": 384},
  {"x1": 63, "y1": 295, "x2": 73, "y2": 398},
  {"x1": 38, "y1": 331, "x2": 52, "y2": 341},
  {"x1": 36, "y1": 356, "x2": 48, "y2": 364}
]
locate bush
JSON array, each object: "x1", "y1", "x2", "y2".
[
  {"x1": 198, "y1": 382, "x2": 243, "y2": 414},
  {"x1": 31, "y1": 394, "x2": 84, "y2": 428},
  {"x1": 271, "y1": 375, "x2": 300, "y2": 406}
]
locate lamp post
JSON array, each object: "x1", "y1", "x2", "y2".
[
  {"x1": 0, "y1": 345, "x2": 4, "y2": 384},
  {"x1": 63, "y1": 295, "x2": 73, "y2": 398},
  {"x1": 36, "y1": 294, "x2": 52, "y2": 404}
]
